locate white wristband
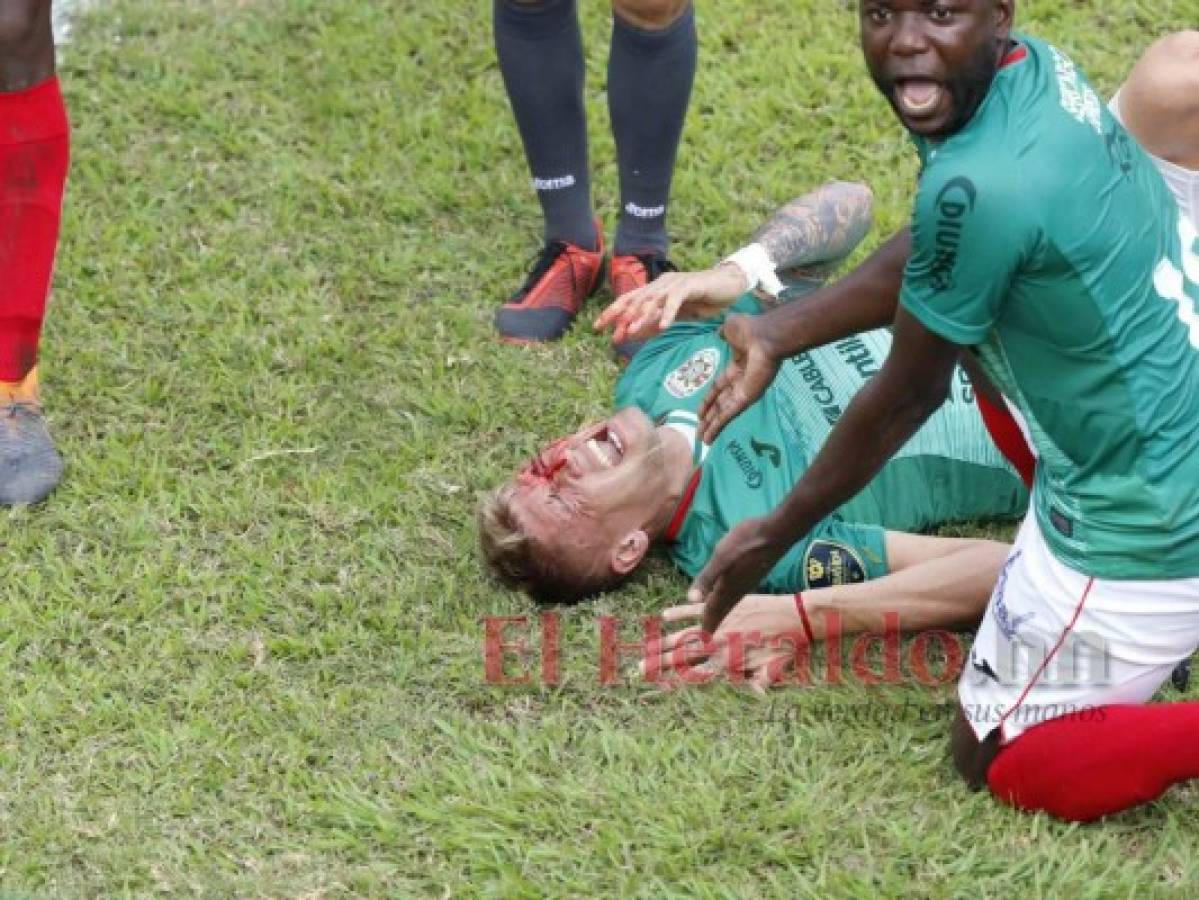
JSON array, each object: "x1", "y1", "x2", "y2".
[{"x1": 723, "y1": 242, "x2": 785, "y2": 298}]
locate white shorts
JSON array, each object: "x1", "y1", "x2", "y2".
[{"x1": 958, "y1": 512, "x2": 1199, "y2": 744}]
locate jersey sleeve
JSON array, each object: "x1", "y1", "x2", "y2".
[
  {"x1": 759, "y1": 520, "x2": 889, "y2": 594},
  {"x1": 900, "y1": 163, "x2": 1033, "y2": 346}
]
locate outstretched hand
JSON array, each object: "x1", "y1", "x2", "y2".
[
  {"x1": 698, "y1": 314, "x2": 783, "y2": 443},
  {"x1": 688, "y1": 516, "x2": 791, "y2": 634},
  {"x1": 593, "y1": 264, "x2": 748, "y2": 344},
  {"x1": 640, "y1": 597, "x2": 808, "y2": 692}
]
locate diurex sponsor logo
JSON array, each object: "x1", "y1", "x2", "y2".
[{"x1": 929, "y1": 176, "x2": 977, "y2": 292}]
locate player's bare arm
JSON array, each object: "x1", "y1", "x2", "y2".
[
  {"x1": 593, "y1": 181, "x2": 875, "y2": 340},
  {"x1": 644, "y1": 534, "x2": 1008, "y2": 689},
  {"x1": 692, "y1": 306, "x2": 959, "y2": 633},
  {"x1": 751, "y1": 179, "x2": 875, "y2": 302}
]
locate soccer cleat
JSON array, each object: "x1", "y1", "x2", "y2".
[
  {"x1": 0, "y1": 366, "x2": 63, "y2": 506},
  {"x1": 609, "y1": 252, "x2": 678, "y2": 363},
  {"x1": 495, "y1": 229, "x2": 605, "y2": 343}
]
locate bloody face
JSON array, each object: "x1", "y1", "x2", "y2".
[
  {"x1": 510, "y1": 406, "x2": 673, "y2": 571},
  {"x1": 860, "y1": 0, "x2": 1012, "y2": 139}
]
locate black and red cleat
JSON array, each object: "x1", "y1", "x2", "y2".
[
  {"x1": 495, "y1": 230, "x2": 605, "y2": 343},
  {"x1": 609, "y1": 252, "x2": 678, "y2": 363}
]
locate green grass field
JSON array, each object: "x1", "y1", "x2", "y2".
[{"x1": 6, "y1": 0, "x2": 1198, "y2": 894}]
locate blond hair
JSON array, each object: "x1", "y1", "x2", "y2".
[{"x1": 477, "y1": 483, "x2": 626, "y2": 604}]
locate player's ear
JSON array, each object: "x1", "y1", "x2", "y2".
[
  {"x1": 992, "y1": 0, "x2": 1014, "y2": 39},
  {"x1": 610, "y1": 530, "x2": 651, "y2": 575}
]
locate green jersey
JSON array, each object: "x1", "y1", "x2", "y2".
[
  {"x1": 900, "y1": 35, "x2": 1199, "y2": 579},
  {"x1": 615, "y1": 295, "x2": 1027, "y2": 593}
]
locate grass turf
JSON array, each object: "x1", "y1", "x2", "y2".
[{"x1": 5, "y1": 0, "x2": 1198, "y2": 893}]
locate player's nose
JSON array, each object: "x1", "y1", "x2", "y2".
[{"x1": 890, "y1": 12, "x2": 931, "y2": 57}]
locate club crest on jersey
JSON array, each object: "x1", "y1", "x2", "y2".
[
  {"x1": 664, "y1": 348, "x2": 720, "y2": 398},
  {"x1": 803, "y1": 540, "x2": 867, "y2": 589}
]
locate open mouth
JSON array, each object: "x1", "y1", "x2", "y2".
[
  {"x1": 894, "y1": 78, "x2": 945, "y2": 118},
  {"x1": 583, "y1": 423, "x2": 626, "y2": 470}
]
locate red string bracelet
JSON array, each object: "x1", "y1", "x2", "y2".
[{"x1": 793, "y1": 592, "x2": 815, "y2": 644}]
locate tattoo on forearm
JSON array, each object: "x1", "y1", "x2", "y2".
[{"x1": 751, "y1": 181, "x2": 874, "y2": 278}]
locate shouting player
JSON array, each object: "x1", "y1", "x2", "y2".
[
  {"x1": 625, "y1": 4, "x2": 1199, "y2": 823},
  {"x1": 492, "y1": 0, "x2": 696, "y2": 361},
  {"x1": 0, "y1": 0, "x2": 68, "y2": 505},
  {"x1": 480, "y1": 181, "x2": 1027, "y2": 665}
]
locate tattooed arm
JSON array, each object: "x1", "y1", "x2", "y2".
[
  {"x1": 750, "y1": 180, "x2": 874, "y2": 304},
  {"x1": 593, "y1": 181, "x2": 875, "y2": 340}
]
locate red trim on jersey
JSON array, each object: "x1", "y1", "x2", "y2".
[
  {"x1": 976, "y1": 393, "x2": 1036, "y2": 488},
  {"x1": 999, "y1": 44, "x2": 1028, "y2": 70},
  {"x1": 998, "y1": 576, "x2": 1095, "y2": 744},
  {"x1": 664, "y1": 468, "x2": 703, "y2": 543}
]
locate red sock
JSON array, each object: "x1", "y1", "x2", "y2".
[
  {"x1": 987, "y1": 703, "x2": 1199, "y2": 822},
  {"x1": 0, "y1": 76, "x2": 70, "y2": 382},
  {"x1": 976, "y1": 392, "x2": 1036, "y2": 488}
]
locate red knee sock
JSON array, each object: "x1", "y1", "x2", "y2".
[
  {"x1": 0, "y1": 76, "x2": 70, "y2": 382},
  {"x1": 987, "y1": 703, "x2": 1199, "y2": 822}
]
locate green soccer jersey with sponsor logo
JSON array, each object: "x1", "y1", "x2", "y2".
[
  {"x1": 900, "y1": 35, "x2": 1199, "y2": 580},
  {"x1": 614, "y1": 294, "x2": 1027, "y2": 593}
]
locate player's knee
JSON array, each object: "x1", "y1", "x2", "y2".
[
  {"x1": 1135, "y1": 31, "x2": 1199, "y2": 100},
  {"x1": 1120, "y1": 30, "x2": 1199, "y2": 166},
  {"x1": 1150, "y1": 29, "x2": 1199, "y2": 63},
  {"x1": 613, "y1": 0, "x2": 691, "y2": 31}
]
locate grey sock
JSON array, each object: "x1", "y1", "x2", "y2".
[
  {"x1": 494, "y1": 0, "x2": 597, "y2": 250},
  {"x1": 608, "y1": 4, "x2": 696, "y2": 257}
]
